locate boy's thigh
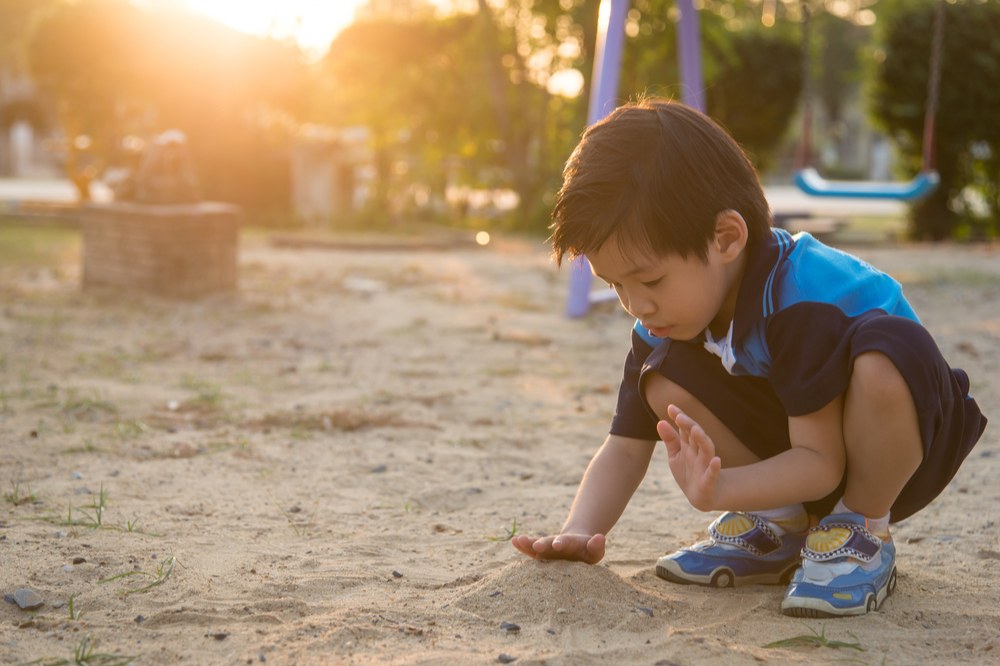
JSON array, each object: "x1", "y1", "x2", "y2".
[
  {"x1": 641, "y1": 338, "x2": 844, "y2": 516},
  {"x1": 850, "y1": 316, "x2": 988, "y2": 521}
]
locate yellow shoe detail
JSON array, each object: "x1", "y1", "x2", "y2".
[
  {"x1": 715, "y1": 513, "x2": 755, "y2": 536},
  {"x1": 806, "y1": 527, "x2": 853, "y2": 554}
]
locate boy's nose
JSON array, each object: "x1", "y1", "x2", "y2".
[{"x1": 624, "y1": 290, "x2": 655, "y2": 318}]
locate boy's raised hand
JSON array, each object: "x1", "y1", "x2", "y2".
[
  {"x1": 511, "y1": 533, "x2": 606, "y2": 565},
  {"x1": 657, "y1": 405, "x2": 722, "y2": 512}
]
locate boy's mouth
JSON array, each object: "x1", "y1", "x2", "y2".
[{"x1": 646, "y1": 325, "x2": 673, "y2": 338}]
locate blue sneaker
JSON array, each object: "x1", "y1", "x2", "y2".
[
  {"x1": 782, "y1": 513, "x2": 897, "y2": 618},
  {"x1": 656, "y1": 512, "x2": 806, "y2": 588}
]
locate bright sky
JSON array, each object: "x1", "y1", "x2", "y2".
[{"x1": 179, "y1": 0, "x2": 367, "y2": 57}]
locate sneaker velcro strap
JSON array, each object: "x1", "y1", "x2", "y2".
[
  {"x1": 801, "y1": 522, "x2": 882, "y2": 563},
  {"x1": 708, "y1": 512, "x2": 782, "y2": 557}
]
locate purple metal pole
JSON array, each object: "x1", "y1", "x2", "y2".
[
  {"x1": 566, "y1": 0, "x2": 629, "y2": 318},
  {"x1": 676, "y1": 0, "x2": 705, "y2": 113}
]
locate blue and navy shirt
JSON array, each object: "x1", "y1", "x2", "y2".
[{"x1": 610, "y1": 228, "x2": 920, "y2": 440}]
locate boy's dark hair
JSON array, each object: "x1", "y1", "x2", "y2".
[{"x1": 551, "y1": 97, "x2": 771, "y2": 265}]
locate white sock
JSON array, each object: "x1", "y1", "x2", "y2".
[
  {"x1": 750, "y1": 504, "x2": 808, "y2": 534},
  {"x1": 833, "y1": 498, "x2": 890, "y2": 539}
]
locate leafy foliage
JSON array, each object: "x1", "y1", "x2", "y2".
[{"x1": 873, "y1": 0, "x2": 1000, "y2": 240}]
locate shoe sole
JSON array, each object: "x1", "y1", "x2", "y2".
[
  {"x1": 656, "y1": 558, "x2": 800, "y2": 588},
  {"x1": 781, "y1": 566, "x2": 897, "y2": 618}
]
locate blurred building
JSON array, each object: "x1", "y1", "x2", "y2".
[
  {"x1": 0, "y1": 69, "x2": 62, "y2": 177},
  {"x1": 289, "y1": 124, "x2": 371, "y2": 225}
]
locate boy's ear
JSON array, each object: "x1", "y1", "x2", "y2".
[{"x1": 714, "y1": 210, "x2": 748, "y2": 263}]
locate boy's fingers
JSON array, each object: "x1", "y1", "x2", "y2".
[
  {"x1": 657, "y1": 421, "x2": 681, "y2": 456},
  {"x1": 583, "y1": 534, "x2": 606, "y2": 564}
]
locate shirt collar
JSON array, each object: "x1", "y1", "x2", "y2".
[{"x1": 732, "y1": 228, "x2": 794, "y2": 342}]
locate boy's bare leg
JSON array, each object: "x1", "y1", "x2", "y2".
[
  {"x1": 841, "y1": 351, "x2": 924, "y2": 520},
  {"x1": 644, "y1": 373, "x2": 761, "y2": 468}
]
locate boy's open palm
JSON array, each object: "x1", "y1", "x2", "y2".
[
  {"x1": 658, "y1": 405, "x2": 722, "y2": 511},
  {"x1": 511, "y1": 533, "x2": 606, "y2": 565}
]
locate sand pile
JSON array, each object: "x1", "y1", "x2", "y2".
[{"x1": 447, "y1": 560, "x2": 672, "y2": 634}]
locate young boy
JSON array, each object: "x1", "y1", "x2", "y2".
[{"x1": 511, "y1": 98, "x2": 987, "y2": 618}]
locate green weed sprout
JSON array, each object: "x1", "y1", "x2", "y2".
[
  {"x1": 67, "y1": 593, "x2": 88, "y2": 621},
  {"x1": 485, "y1": 518, "x2": 521, "y2": 542},
  {"x1": 764, "y1": 621, "x2": 865, "y2": 651},
  {"x1": 268, "y1": 492, "x2": 319, "y2": 537},
  {"x1": 98, "y1": 555, "x2": 175, "y2": 594},
  {"x1": 4, "y1": 480, "x2": 39, "y2": 506},
  {"x1": 15, "y1": 633, "x2": 136, "y2": 666}
]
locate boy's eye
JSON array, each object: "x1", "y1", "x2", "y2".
[{"x1": 641, "y1": 277, "x2": 663, "y2": 288}]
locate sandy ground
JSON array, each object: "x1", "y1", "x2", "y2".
[{"x1": 1, "y1": 229, "x2": 998, "y2": 666}]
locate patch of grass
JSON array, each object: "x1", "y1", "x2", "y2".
[
  {"x1": 764, "y1": 621, "x2": 865, "y2": 651},
  {"x1": 73, "y1": 484, "x2": 110, "y2": 531},
  {"x1": 97, "y1": 555, "x2": 175, "y2": 594},
  {"x1": 35, "y1": 388, "x2": 118, "y2": 423},
  {"x1": 67, "y1": 593, "x2": 88, "y2": 621},
  {"x1": 485, "y1": 518, "x2": 521, "y2": 542},
  {"x1": 62, "y1": 438, "x2": 109, "y2": 455},
  {"x1": 268, "y1": 492, "x2": 319, "y2": 537},
  {"x1": 15, "y1": 633, "x2": 136, "y2": 666},
  {"x1": 122, "y1": 516, "x2": 163, "y2": 537},
  {"x1": 113, "y1": 420, "x2": 147, "y2": 440},
  {"x1": 0, "y1": 225, "x2": 80, "y2": 268},
  {"x1": 182, "y1": 375, "x2": 224, "y2": 407},
  {"x1": 4, "y1": 480, "x2": 40, "y2": 506}
]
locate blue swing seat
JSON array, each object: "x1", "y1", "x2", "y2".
[{"x1": 793, "y1": 168, "x2": 940, "y2": 201}]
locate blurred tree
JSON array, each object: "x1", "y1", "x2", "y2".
[
  {"x1": 873, "y1": 0, "x2": 1000, "y2": 240},
  {"x1": 319, "y1": 0, "x2": 595, "y2": 231},
  {"x1": 619, "y1": 0, "x2": 803, "y2": 172},
  {"x1": 28, "y1": 0, "x2": 307, "y2": 211}
]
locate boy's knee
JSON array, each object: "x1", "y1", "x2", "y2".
[
  {"x1": 643, "y1": 373, "x2": 694, "y2": 420},
  {"x1": 850, "y1": 352, "x2": 912, "y2": 409}
]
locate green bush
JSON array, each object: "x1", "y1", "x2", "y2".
[{"x1": 873, "y1": 0, "x2": 1000, "y2": 240}]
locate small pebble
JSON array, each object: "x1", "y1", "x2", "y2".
[
  {"x1": 61, "y1": 565, "x2": 73, "y2": 573},
  {"x1": 489, "y1": 591, "x2": 501, "y2": 598},
  {"x1": 4, "y1": 594, "x2": 14, "y2": 604},
  {"x1": 135, "y1": 615, "x2": 145, "y2": 624},
  {"x1": 205, "y1": 632, "x2": 229, "y2": 640},
  {"x1": 392, "y1": 571, "x2": 404, "y2": 578},
  {"x1": 555, "y1": 608, "x2": 567, "y2": 614},
  {"x1": 12, "y1": 589, "x2": 43, "y2": 610},
  {"x1": 259, "y1": 655, "x2": 266, "y2": 662},
  {"x1": 500, "y1": 621, "x2": 520, "y2": 633},
  {"x1": 57, "y1": 532, "x2": 67, "y2": 539},
  {"x1": 73, "y1": 557, "x2": 86, "y2": 565},
  {"x1": 52, "y1": 602, "x2": 64, "y2": 609},
  {"x1": 498, "y1": 655, "x2": 517, "y2": 664},
  {"x1": 546, "y1": 629, "x2": 556, "y2": 635},
  {"x1": 71, "y1": 472, "x2": 83, "y2": 480},
  {"x1": 75, "y1": 488, "x2": 91, "y2": 495},
  {"x1": 636, "y1": 606, "x2": 653, "y2": 617},
  {"x1": 371, "y1": 465, "x2": 388, "y2": 474}
]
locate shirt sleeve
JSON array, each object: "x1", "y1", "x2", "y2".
[
  {"x1": 766, "y1": 302, "x2": 885, "y2": 416},
  {"x1": 609, "y1": 329, "x2": 660, "y2": 441}
]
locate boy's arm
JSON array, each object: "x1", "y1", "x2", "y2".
[
  {"x1": 511, "y1": 434, "x2": 656, "y2": 564},
  {"x1": 662, "y1": 397, "x2": 845, "y2": 512}
]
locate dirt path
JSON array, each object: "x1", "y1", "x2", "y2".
[{"x1": 1, "y1": 231, "x2": 998, "y2": 665}]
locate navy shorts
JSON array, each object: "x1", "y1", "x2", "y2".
[{"x1": 640, "y1": 317, "x2": 987, "y2": 521}]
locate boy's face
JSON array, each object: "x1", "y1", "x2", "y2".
[{"x1": 587, "y1": 222, "x2": 744, "y2": 341}]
